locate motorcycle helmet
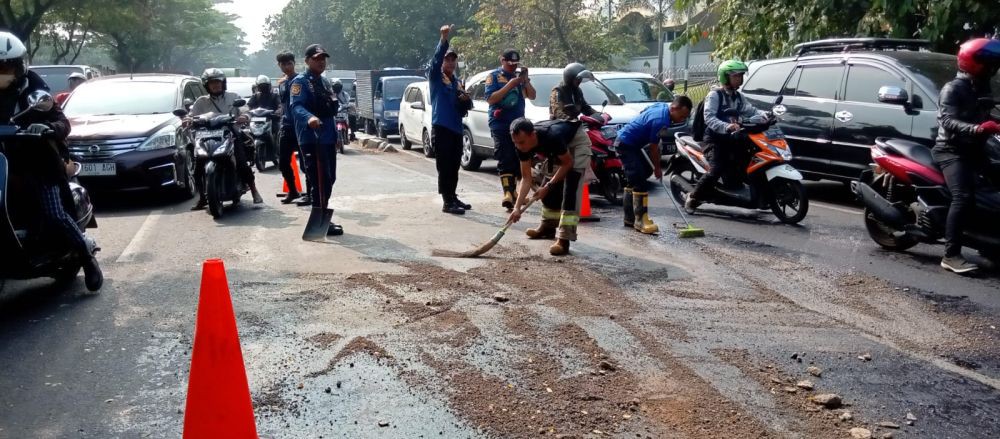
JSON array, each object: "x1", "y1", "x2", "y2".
[
  {"x1": 255, "y1": 74, "x2": 271, "y2": 94},
  {"x1": 0, "y1": 32, "x2": 28, "y2": 91},
  {"x1": 562, "y1": 62, "x2": 594, "y2": 86},
  {"x1": 331, "y1": 79, "x2": 343, "y2": 94},
  {"x1": 201, "y1": 68, "x2": 227, "y2": 96},
  {"x1": 717, "y1": 59, "x2": 748, "y2": 86},
  {"x1": 957, "y1": 38, "x2": 1000, "y2": 77}
]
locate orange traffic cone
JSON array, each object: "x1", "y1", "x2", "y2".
[
  {"x1": 280, "y1": 152, "x2": 303, "y2": 195},
  {"x1": 580, "y1": 184, "x2": 600, "y2": 222},
  {"x1": 183, "y1": 259, "x2": 257, "y2": 439}
]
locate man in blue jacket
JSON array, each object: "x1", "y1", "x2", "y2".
[
  {"x1": 429, "y1": 24, "x2": 472, "y2": 215},
  {"x1": 290, "y1": 44, "x2": 343, "y2": 237}
]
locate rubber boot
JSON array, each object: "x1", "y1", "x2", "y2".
[
  {"x1": 500, "y1": 174, "x2": 516, "y2": 210},
  {"x1": 623, "y1": 187, "x2": 635, "y2": 227},
  {"x1": 526, "y1": 219, "x2": 558, "y2": 239},
  {"x1": 633, "y1": 191, "x2": 659, "y2": 235},
  {"x1": 549, "y1": 239, "x2": 570, "y2": 256}
]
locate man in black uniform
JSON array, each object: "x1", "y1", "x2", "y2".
[
  {"x1": 0, "y1": 31, "x2": 102, "y2": 290},
  {"x1": 276, "y1": 51, "x2": 308, "y2": 205},
  {"x1": 507, "y1": 117, "x2": 581, "y2": 255}
]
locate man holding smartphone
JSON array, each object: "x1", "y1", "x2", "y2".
[{"x1": 485, "y1": 49, "x2": 537, "y2": 211}]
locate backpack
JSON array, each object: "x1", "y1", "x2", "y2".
[{"x1": 692, "y1": 96, "x2": 709, "y2": 142}]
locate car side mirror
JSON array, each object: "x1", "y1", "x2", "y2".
[
  {"x1": 617, "y1": 94, "x2": 627, "y2": 103},
  {"x1": 26, "y1": 90, "x2": 54, "y2": 112},
  {"x1": 233, "y1": 98, "x2": 247, "y2": 108},
  {"x1": 183, "y1": 98, "x2": 194, "y2": 110},
  {"x1": 173, "y1": 109, "x2": 188, "y2": 118},
  {"x1": 412, "y1": 102, "x2": 424, "y2": 111},
  {"x1": 877, "y1": 86, "x2": 909, "y2": 106}
]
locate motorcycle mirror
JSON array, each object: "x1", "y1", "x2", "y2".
[
  {"x1": 183, "y1": 98, "x2": 194, "y2": 110},
  {"x1": 173, "y1": 108, "x2": 188, "y2": 118},
  {"x1": 233, "y1": 98, "x2": 247, "y2": 108},
  {"x1": 774, "y1": 95, "x2": 784, "y2": 106},
  {"x1": 616, "y1": 94, "x2": 627, "y2": 103},
  {"x1": 26, "y1": 90, "x2": 54, "y2": 112}
]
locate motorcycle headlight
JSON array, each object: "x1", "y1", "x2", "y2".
[
  {"x1": 137, "y1": 126, "x2": 177, "y2": 151},
  {"x1": 768, "y1": 144, "x2": 793, "y2": 161},
  {"x1": 384, "y1": 111, "x2": 399, "y2": 118}
]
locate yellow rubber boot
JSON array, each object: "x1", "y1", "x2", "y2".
[
  {"x1": 500, "y1": 174, "x2": 515, "y2": 210},
  {"x1": 633, "y1": 191, "x2": 659, "y2": 235}
]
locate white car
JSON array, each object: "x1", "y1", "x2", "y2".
[
  {"x1": 398, "y1": 81, "x2": 434, "y2": 157},
  {"x1": 460, "y1": 68, "x2": 639, "y2": 171},
  {"x1": 594, "y1": 71, "x2": 674, "y2": 114}
]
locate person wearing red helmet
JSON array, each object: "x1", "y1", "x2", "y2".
[{"x1": 933, "y1": 38, "x2": 1000, "y2": 274}]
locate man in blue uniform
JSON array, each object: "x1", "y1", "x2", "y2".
[
  {"x1": 485, "y1": 48, "x2": 536, "y2": 210},
  {"x1": 615, "y1": 95, "x2": 692, "y2": 234},
  {"x1": 290, "y1": 44, "x2": 343, "y2": 237},
  {"x1": 428, "y1": 24, "x2": 472, "y2": 215}
]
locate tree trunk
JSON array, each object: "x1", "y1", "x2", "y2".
[{"x1": 656, "y1": 0, "x2": 664, "y2": 78}]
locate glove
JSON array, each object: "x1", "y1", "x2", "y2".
[
  {"x1": 26, "y1": 123, "x2": 52, "y2": 134},
  {"x1": 979, "y1": 120, "x2": 1000, "y2": 135}
]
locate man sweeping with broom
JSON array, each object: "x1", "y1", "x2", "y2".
[{"x1": 507, "y1": 117, "x2": 586, "y2": 255}]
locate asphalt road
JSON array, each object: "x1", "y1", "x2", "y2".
[{"x1": 0, "y1": 137, "x2": 997, "y2": 438}]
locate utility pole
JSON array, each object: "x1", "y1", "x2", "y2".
[{"x1": 656, "y1": 0, "x2": 664, "y2": 79}]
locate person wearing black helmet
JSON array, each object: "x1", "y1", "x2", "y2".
[
  {"x1": 485, "y1": 48, "x2": 536, "y2": 210},
  {"x1": 933, "y1": 38, "x2": 1000, "y2": 274},
  {"x1": 0, "y1": 31, "x2": 102, "y2": 290}
]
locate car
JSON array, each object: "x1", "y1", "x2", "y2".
[
  {"x1": 460, "y1": 68, "x2": 640, "y2": 171},
  {"x1": 595, "y1": 71, "x2": 674, "y2": 113},
  {"x1": 62, "y1": 74, "x2": 203, "y2": 198},
  {"x1": 740, "y1": 37, "x2": 1000, "y2": 183},
  {"x1": 30, "y1": 65, "x2": 102, "y2": 94},
  {"x1": 398, "y1": 81, "x2": 433, "y2": 156}
]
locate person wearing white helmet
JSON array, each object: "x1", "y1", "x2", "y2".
[
  {"x1": 55, "y1": 72, "x2": 87, "y2": 106},
  {"x1": 0, "y1": 31, "x2": 102, "y2": 290},
  {"x1": 248, "y1": 74, "x2": 279, "y2": 111}
]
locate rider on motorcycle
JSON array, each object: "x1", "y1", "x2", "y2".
[
  {"x1": 186, "y1": 68, "x2": 264, "y2": 207},
  {"x1": 248, "y1": 75, "x2": 280, "y2": 111},
  {"x1": 331, "y1": 79, "x2": 353, "y2": 138},
  {"x1": 686, "y1": 59, "x2": 769, "y2": 213},
  {"x1": 0, "y1": 32, "x2": 102, "y2": 290},
  {"x1": 932, "y1": 38, "x2": 1000, "y2": 274}
]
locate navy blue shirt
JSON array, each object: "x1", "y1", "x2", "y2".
[
  {"x1": 290, "y1": 71, "x2": 338, "y2": 145},
  {"x1": 485, "y1": 67, "x2": 526, "y2": 131},
  {"x1": 616, "y1": 103, "x2": 689, "y2": 152},
  {"x1": 428, "y1": 39, "x2": 463, "y2": 134},
  {"x1": 278, "y1": 72, "x2": 296, "y2": 128}
]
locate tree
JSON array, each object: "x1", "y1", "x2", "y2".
[
  {"x1": 0, "y1": 0, "x2": 63, "y2": 50},
  {"x1": 264, "y1": 0, "x2": 369, "y2": 70},
  {"x1": 29, "y1": 0, "x2": 108, "y2": 64}
]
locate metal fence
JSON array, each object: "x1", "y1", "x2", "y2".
[{"x1": 631, "y1": 61, "x2": 719, "y2": 103}]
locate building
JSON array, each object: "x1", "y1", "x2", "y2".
[{"x1": 625, "y1": 7, "x2": 718, "y2": 80}]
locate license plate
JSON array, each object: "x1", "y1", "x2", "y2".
[
  {"x1": 251, "y1": 117, "x2": 267, "y2": 123},
  {"x1": 195, "y1": 129, "x2": 225, "y2": 139},
  {"x1": 81, "y1": 162, "x2": 116, "y2": 176}
]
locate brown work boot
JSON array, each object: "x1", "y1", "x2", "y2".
[
  {"x1": 549, "y1": 239, "x2": 570, "y2": 256},
  {"x1": 500, "y1": 174, "x2": 516, "y2": 210},
  {"x1": 526, "y1": 219, "x2": 558, "y2": 239}
]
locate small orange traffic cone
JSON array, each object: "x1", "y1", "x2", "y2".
[
  {"x1": 280, "y1": 152, "x2": 303, "y2": 195},
  {"x1": 183, "y1": 259, "x2": 257, "y2": 439},
  {"x1": 580, "y1": 184, "x2": 600, "y2": 222}
]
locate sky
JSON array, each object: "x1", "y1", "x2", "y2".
[{"x1": 214, "y1": 0, "x2": 293, "y2": 54}]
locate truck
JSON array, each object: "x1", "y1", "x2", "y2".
[{"x1": 355, "y1": 69, "x2": 425, "y2": 139}]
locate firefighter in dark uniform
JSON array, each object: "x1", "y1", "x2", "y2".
[
  {"x1": 290, "y1": 44, "x2": 343, "y2": 237},
  {"x1": 485, "y1": 49, "x2": 536, "y2": 210},
  {"x1": 276, "y1": 51, "x2": 311, "y2": 205}
]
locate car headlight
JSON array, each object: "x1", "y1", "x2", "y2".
[
  {"x1": 384, "y1": 111, "x2": 399, "y2": 118},
  {"x1": 768, "y1": 144, "x2": 793, "y2": 161},
  {"x1": 137, "y1": 126, "x2": 177, "y2": 151}
]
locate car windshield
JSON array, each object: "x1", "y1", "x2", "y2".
[
  {"x1": 900, "y1": 54, "x2": 1000, "y2": 97},
  {"x1": 602, "y1": 77, "x2": 672, "y2": 103},
  {"x1": 63, "y1": 81, "x2": 176, "y2": 116},
  {"x1": 529, "y1": 74, "x2": 623, "y2": 107},
  {"x1": 383, "y1": 79, "x2": 416, "y2": 100},
  {"x1": 31, "y1": 66, "x2": 81, "y2": 93}
]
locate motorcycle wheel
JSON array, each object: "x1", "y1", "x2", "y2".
[
  {"x1": 603, "y1": 171, "x2": 624, "y2": 205},
  {"x1": 863, "y1": 208, "x2": 918, "y2": 251},
  {"x1": 207, "y1": 171, "x2": 225, "y2": 219},
  {"x1": 255, "y1": 148, "x2": 266, "y2": 172},
  {"x1": 53, "y1": 263, "x2": 81, "y2": 284},
  {"x1": 768, "y1": 178, "x2": 809, "y2": 224},
  {"x1": 669, "y1": 164, "x2": 698, "y2": 206}
]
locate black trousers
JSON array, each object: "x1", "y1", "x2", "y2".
[
  {"x1": 300, "y1": 143, "x2": 336, "y2": 208},
  {"x1": 690, "y1": 137, "x2": 744, "y2": 200},
  {"x1": 933, "y1": 151, "x2": 976, "y2": 257},
  {"x1": 278, "y1": 125, "x2": 300, "y2": 194},
  {"x1": 491, "y1": 128, "x2": 521, "y2": 177},
  {"x1": 432, "y1": 125, "x2": 462, "y2": 199}
]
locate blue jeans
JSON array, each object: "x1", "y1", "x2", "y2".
[{"x1": 619, "y1": 146, "x2": 653, "y2": 192}]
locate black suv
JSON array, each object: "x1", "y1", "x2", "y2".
[{"x1": 741, "y1": 38, "x2": 1000, "y2": 183}]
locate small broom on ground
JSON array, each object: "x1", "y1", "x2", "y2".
[
  {"x1": 432, "y1": 197, "x2": 538, "y2": 258},
  {"x1": 642, "y1": 149, "x2": 705, "y2": 238}
]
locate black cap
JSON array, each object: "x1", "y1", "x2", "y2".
[
  {"x1": 501, "y1": 49, "x2": 520, "y2": 62},
  {"x1": 304, "y1": 44, "x2": 330, "y2": 59},
  {"x1": 445, "y1": 48, "x2": 458, "y2": 59}
]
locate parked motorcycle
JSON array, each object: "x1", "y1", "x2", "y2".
[
  {"x1": 247, "y1": 107, "x2": 279, "y2": 171},
  {"x1": 852, "y1": 98, "x2": 1000, "y2": 260},
  {"x1": 669, "y1": 96, "x2": 809, "y2": 224},
  {"x1": 0, "y1": 91, "x2": 101, "y2": 291},
  {"x1": 580, "y1": 112, "x2": 626, "y2": 205},
  {"x1": 175, "y1": 101, "x2": 249, "y2": 219}
]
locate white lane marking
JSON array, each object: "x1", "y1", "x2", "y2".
[
  {"x1": 812, "y1": 201, "x2": 862, "y2": 215},
  {"x1": 116, "y1": 211, "x2": 162, "y2": 263}
]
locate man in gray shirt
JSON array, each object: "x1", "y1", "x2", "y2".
[{"x1": 686, "y1": 59, "x2": 768, "y2": 213}]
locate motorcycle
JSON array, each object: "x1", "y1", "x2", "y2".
[
  {"x1": 0, "y1": 91, "x2": 101, "y2": 291},
  {"x1": 852, "y1": 98, "x2": 1000, "y2": 261},
  {"x1": 247, "y1": 107, "x2": 279, "y2": 171},
  {"x1": 581, "y1": 112, "x2": 626, "y2": 205},
  {"x1": 175, "y1": 100, "x2": 249, "y2": 219},
  {"x1": 336, "y1": 110, "x2": 350, "y2": 154},
  {"x1": 669, "y1": 96, "x2": 810, "y2": 224}
]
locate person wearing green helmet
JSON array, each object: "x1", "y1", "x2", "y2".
[{"x1": 685, "y1": 59, "x2": 768, "y2": 213}]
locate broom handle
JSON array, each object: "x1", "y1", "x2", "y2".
[{"x1": 640, "y1": 148, "x2": 696, "y2": 228}]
